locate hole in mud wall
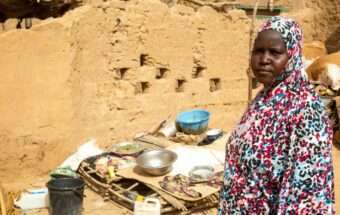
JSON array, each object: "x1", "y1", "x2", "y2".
[
  {"x1": 135, "y1": 81, "x2": 150, "y2": 94},
  {"x1": 140, "y1": 54, "x2": 149, "y2": 66},
  {"x1": 209, "y1": 78, "x2": 221, "y2": 92},
  {"x1": 175, "y1": 79, "x2": 187, "y2": 92},
  {"x1": 192, "y1": 66, "x2": 206, "y2": 78},
  {"x1": 155, "y1": 68, "x2": 169, "y2": 79},
  {"x1": 325, "y1": 27, "x2": 340, "y2": 53},
  {"x1": 116, "y1": 67, "x2": 129, "y2": 80}
]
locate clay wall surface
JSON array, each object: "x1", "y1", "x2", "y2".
[
  {"x1": 288, "y1": 0, "x2": 340, "y2": 52},
  {"x1": 0, "y1": 1, "x2": 251, "y2": 187},
  {"x1": 304, "y1": 0, "x2": 340, "y2": 52}
]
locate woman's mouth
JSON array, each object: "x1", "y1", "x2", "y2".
[{"x1": 257, "y1": 70, "x2": 272, "y2": 75}]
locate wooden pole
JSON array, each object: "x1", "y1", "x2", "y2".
[
  {"x1": 269, "y1": 0, "x2": 274, "y2": 11},
  {"x1": 247, "y1": 0, "x2": 259, "y2": 105},
  {"x1": 0, "y1": 184, "x2": 7, "y2": 215}
]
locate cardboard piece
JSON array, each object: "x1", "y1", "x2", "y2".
[{"x1": 117, "y1": 141, "x2": 228, "y2": 202}]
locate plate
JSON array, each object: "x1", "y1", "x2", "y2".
[
  {"x1": 206, "y1": 128, "x2": 223, "y2": 137},
  {"x1": 112, "y1": 142, "x2": 144, "y2": 156},
  {"x1": 189, "y1": 165, "x2": 215, "y2": 182}
]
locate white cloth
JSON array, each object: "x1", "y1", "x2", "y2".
[
  {"x1": 167, "y1": 145, "x2": 225, "y2": 176},
  {"x1": 60, "y1": 139, "x2": 103, "y2": 171}
]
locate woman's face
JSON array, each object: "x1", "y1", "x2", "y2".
[{"x1": 251, "y1": 30, "x2": 289, "y2": 87}]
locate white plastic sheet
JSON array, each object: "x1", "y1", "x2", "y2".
[
  {"x1": 59, "y1": 139, "x2": 103, "y2": 171},
  {"x1": 168, "y1": 145, "x2": 225, "y2": 176}
]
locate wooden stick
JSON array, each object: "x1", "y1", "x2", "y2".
[
  {"x1": 0, "y1": 184, "x2": 7, "y2": 215},
  {"x1": 247, "y1": 0, "x2": 259, "y2": 105},
  {"x1": 269, "y1": 0, "x2": 274, "y2": 11},
  {"x1": 78, "y1": 167, "x2": 110, "y2": 189},
  {"x1": 125, "y1": 182, "x2": 139, "y2": 191},
  {"x1": 149, "y1": 119, "x2": 168, "y2": 135},
  {"x1": 134, "y1": 135, "x2": 174, "y2": 148},
  {"x1": 147, "y1": 184, "x2": 188, "y2": 211}
]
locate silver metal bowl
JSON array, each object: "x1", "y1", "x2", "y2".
[
  {"x1": 136, "y1": 149, "x2": 177, "y2": 176},
  {"x1": 206, "y1": 128, "x2": 223, "y2": 141},
  {"x1": 189, "y1": 165, "x2": 214, "y2": 182}
]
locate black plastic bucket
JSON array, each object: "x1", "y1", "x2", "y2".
[{"x1": 47, "y1": 177, "x2": 85, "y2": 215}]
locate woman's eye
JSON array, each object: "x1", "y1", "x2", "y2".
[
  {"x1": 253, "y1": 49, "x2": 264, "y2": 54},
  {"x1": 270, "y1": 50, "x2": 282, "y2": 56}
]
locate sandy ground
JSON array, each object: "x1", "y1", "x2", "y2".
[
  {"x1": 24, "y1": 189, "x2": 129, "y2": 215},
  {"x1": 18, "y1": 144, "x2": 340, "y2": 215}
]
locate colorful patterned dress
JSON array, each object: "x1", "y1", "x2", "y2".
[{"x1": 218, "y1": 17, "x2": 334, "y2": 214}]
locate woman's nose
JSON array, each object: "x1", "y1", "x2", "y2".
[{"x1": 260, "y1": 52, "x2": 271, "y2": 64}]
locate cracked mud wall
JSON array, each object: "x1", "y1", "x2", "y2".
[
  {"x1": 289, "y1": 0, "x2": 340, "y2": 52},
  {"x1": 0, "y1": 1, "x2": 251, "y2": 187},
  {"x1": 70, "y1": 2, "x2": 250, "y2": 143},
  {"x1": 304, "y1": 0, "x2": 340, "y2": 53},
  {"x1": 0, "y1": 11, "x2": 82, "y2": 186}
]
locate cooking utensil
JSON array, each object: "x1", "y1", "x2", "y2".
[
  {"x1": 112, "y1": 142, "x2": 144, "y2": 156},
  {"x1": 189, "y1": 165, "x2": 215, "y2": 182},
  {"x1": 176, "y1": 109, "x2": 210, "y2": 135},
  {"x1": 136, "y1": 149, "x2": 177, "y2": 176},
  {"x1": 205, "y1": 128, "x2": 223, "y2": 142}
]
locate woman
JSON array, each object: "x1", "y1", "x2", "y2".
[{"x1": 218, "y1": 16, "x2": 334, "y2": 214}]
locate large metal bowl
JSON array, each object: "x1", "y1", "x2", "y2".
[{"x1": 136, "y1": 149, "x2": 177, "y2": 176}]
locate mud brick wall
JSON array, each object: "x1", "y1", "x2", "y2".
[
  {"x1": 300, "y1": 0, "x2": 340, "y2": 52},
  {"x1": 0, "y1": 1, "x2": 250, "y2": 185}
]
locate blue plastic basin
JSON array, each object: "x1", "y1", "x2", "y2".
[{"x1": 176, "y1": 109, "x2": 210, "y2": 135}]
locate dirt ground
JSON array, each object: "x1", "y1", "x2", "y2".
[{"x1": 17, "y1": 140, "x2": 340, "y2": 214}]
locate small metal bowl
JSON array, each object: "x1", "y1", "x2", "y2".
[
  {"x1": 206, "y1": 128, "x2": 223, "y2": 142},
  {"x1": 189, "y1": 165, "x2": 215, "y2": 182},
  {"x1": 136, "y1": 149, "x2": 177, "y2": 176}
]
